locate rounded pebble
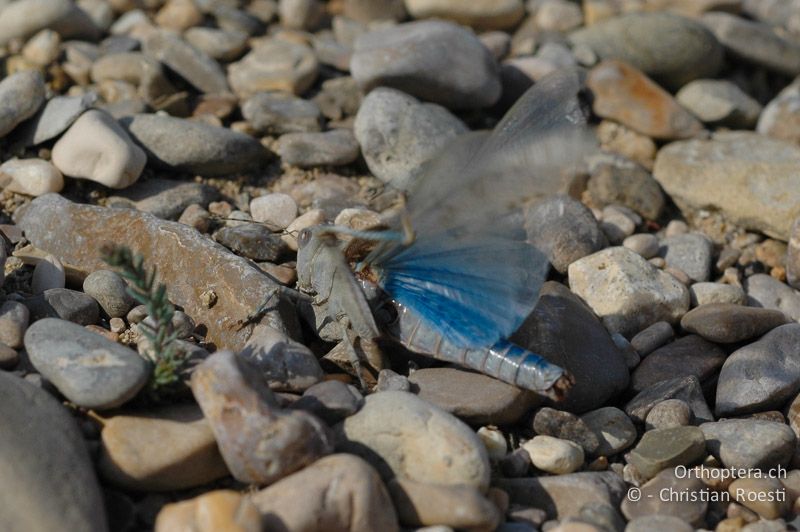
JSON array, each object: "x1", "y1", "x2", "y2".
[
  {"x1": 0, "y1": 159, "x2": 64, "y2": 196},
  {"x1": 24, "y1": 317, "x2": 150, "y2": 409},
  {"x1": 83, "y1": 269, "x2": 136, "y2": 318},
  {"x1": 52, "y1": 109, "x2": 146, "y2": 189},
  {"x1": 523, "y1": 435, "x2": 585, "y2": 475}
]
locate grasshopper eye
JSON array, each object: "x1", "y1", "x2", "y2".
[{"x1": 298, "y1": 228, "x2": 312, "y2": 248}]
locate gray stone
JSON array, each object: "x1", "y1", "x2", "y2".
[
  {"x1": 214, "y1": 224, "x2": 287, "y2": 262},
  {"x1": 676, "y1": 78, "x2": 762, "y2": 129},
  {"x1": 626, "y1": 375, "x2": 714, "y2": 424},
  {"x1": 645, "y1": 399, "x2": 692, "y2": 431},
  {"x1": 90, "y1": 52, "x2": 176, "y2": 107},
  {"x1": 0, "y1": 301, "x2": 29, "y2": 349},
  {"x1": 758, "y1": 77, "x2": 800, "y2": 146},
  {"x1": 353, "y1": 87, "x2": 467, "y2": 191},
  {"x1": 715, "y1": 324, "x2": 800, "y2": 416},
  {"x1": 533, "y1": 407, "x2": 601, "y2": 456},
  {"x1": 0, "y1": 70, "x2": 46, "y2": 138},
  {"x1": 123, "y1": 114, "x2": 268, "y2": 176},
  {"x1": 13, "y1": 93, "x2": 96, "y2": 147},
  {"x1": 0, "y1": 371, "x2": 108, "y2": 532},
  {"x1": 511, "y1": 282, "x2": 630, "y2": 413},
  {"x1": 0, "y1": 342, "x2": 18, "y2": 369},
  {"x1": 228, "y1": 38, "x2": 318, "y2": 97},
  {"x1": 658, "y1": 233, "x2": 713, "y2": 283},
  {"x1": 184, "y1": 27, "x2": 248, "y2": 61},
  {"x1": 620, "y1": 468, "x2": 707, "y2": 526},
  {"x1": 630, "y1": 321, "x2": 674, "y2": 356},
  {"x1": 703, "y1": 12, "x2": 800, "y2": 76},
  {"x1": 681, "y1": 303, "x2": 790, "y2": 343},
  {"x1": 746, "y1": 274, "x2": 800, "y2": 321},
  {"x1": 580, "y1": 406, "x2": 637, "y2": 456},
  {"x1": 495, "y1": 471, "x2": 627, "y2": 520},
  {"x1": 600, "y1": 205, "x2": 637, "y2": 244},
  {"x1": 653, "y1": 132, "x2": 800, "y2": 241},
  {"x1": 108, "y1": 178, "x2": 221, "y2": 220},
  {"x1": 569, "y1": 12, "x2": 723, "y2": 90},
  {"x1": 587, "y1": 158, "x2": 665, "y2": 220},
  {"x1": 277, "y1": 129, "x2": 360, "y2": 168},
  {"x1": 142, "y1": 31, "x2": 229, "y2": 93},
  {"x1": 83, "y1": 270, "x2": 136, "y2": 319},
  {"x1": 689, "y1": 282, "x2": 746, "y2": 307},
  {"x1": 343, "y1": 0, "x2": 406, "y2": 22},
  {"x1": 336, "y1": 391, "x2": 491, "y2": 489},
  {"x1": 627, "y1": 426, "x2": 706, "y2": 480},
  {"x1": 291, "y1": 380, "x2": 363, "y2": 425},
  {"x1": 0, "y1": 0, "x2": 100, "y2": 46},
  {"x1": 630, "y1": 334, "x2": 726, "y2": 393},
  {"x1": 212, "y1": 5, "x2": 264, "y2": 35},
  {"x1": 626, "y1": 515, "x2": 693, "y2": 532},
  {"x1": 25, "y1": 288, "x2": 100, "y2": 326},
  {"x1": 568, "y1": 247, "x2": 690, "y2": 337},
  {"x1": 351, "y1": 19, "x2": 501, "y2": 109},
  {"x1": 190, "y1": 351, "x2": 333, "y2": 485},
  {"x1": 405, "y1": 0, "x2": 524, "y2": 31},
  {"x1": 623, "y1": 234, "x2": 659, "y2": 260},
  {"x1": 409, "y1": 367, "x2": 538, "y2": 426},
  {"x1": 312, "y1": 76, "x2": 362, "y2": 121},
  {"x1": 24, "y1": 318, "x2": 150, "y2": 409},
  {"x1": 524, "y1": 195, "x2": 608, "y2": 274},
  {"x1": 242, "y1": 91, "x2": 322, "y2": 135},
  {"x1": 376, "y1": 369, "x2": 411, "y2": 392},
  {"x1": 789, "y1": 218, "x2": 800, "y2": 290},
  {"x1": 239, "y1": 325, "x2": 323, "y2": 392},
  {"x1": 701, "y1": 419, "x2": 796, "y2": 471}
]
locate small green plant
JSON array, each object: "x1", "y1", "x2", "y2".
[{"x1": 101, "y1": 244, "x2": 186, "y2": 399}]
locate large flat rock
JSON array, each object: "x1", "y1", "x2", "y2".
[
  {"x1": 16, "y1": 193, "x2": 294, "y2": 351},
  {"x1": 653, "y1": 131, "x2": 800, "y2": 240}
]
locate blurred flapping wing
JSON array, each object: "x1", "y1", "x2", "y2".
[{"x1": 368, "y1": 69, "x2": 597, "y2": 349}]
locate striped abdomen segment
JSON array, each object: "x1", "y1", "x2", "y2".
[{"x1": 383, "y1": 301, "x2": 572, "y2": 399}]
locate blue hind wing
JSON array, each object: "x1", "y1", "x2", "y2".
[{"x1": 377, "y1": 226, "x2": 549, "y2": 348}]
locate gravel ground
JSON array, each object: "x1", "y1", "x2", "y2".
[{"x1": 2, "y1": 0, "x2": 800, "y2": 531}]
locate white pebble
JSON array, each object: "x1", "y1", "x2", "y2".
[
  {"x1": 21, "y1": 29, "x2": 61, "y2": 66},
  {"x1": 523, "y1": 435, "x2": 584, "y2": 475},
  {"x1": 334, "y1": 208, "x2": 381, "y2": 231},
  {"x1": 477, "y1": 426, "x2": 508, "y2": 461},
  {"x1": 52, "y1": 109, "x2": 146, "y2": 189},
  {"x1": 109, "y1": 317, "x2": 126, "y2": 334},
  {"x1": 282, "y1": 208, "x2": 324, "y2": 251},
  {"x1": 0, "y1": 159, "x2": 64, "y2": 196},
  {"x1": 250, "y1": 193, "x2": 298, "y2": 230}
]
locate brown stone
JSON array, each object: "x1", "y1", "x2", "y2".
[
  {"x1": 155, "y1": 490, "x2": 261, "y2": 532},
  {"x1": 16, "y1": 194, "x2": 296, "y2": 351},
  {"x1": 630, "y1": 334, "x2": 726, "y2": 393},
  {"x1": 729, "y1": 477, "x2": 791, "y2": 520},
  {"x1": 588, "y1": 60, "x2": 704, "y2": 140},
  {"x1": 408, "y1": 367, "x2": 539, "y2": 425},
  {"x1": 190, "y1": 351, "x2": 333, "y2": 485},
  {"x1": 250, "y1": 454, "x2": 400, "y2": 532},
  {"x1": 621, "y1": 468, "x2": 708, "y2": 526},
  {"x1": 388, "y1": 478, "x2": 501, "y2": 529},
  {"x1": 98, "y1": 404, "x2": 229, "y2": 491},
  {"x1": 495, "y1": 472, "x2": 626, "y2": 520}
]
